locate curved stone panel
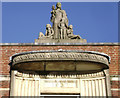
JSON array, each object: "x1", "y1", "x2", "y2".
[{"x1": 10, "y1": 50, "x2": 110, "y2": 73}]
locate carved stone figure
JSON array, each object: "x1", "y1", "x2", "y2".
[
  {"x1": 35, "y1": 2, "x2": 87, "y2": 43},
  {"x1": 51, "y1": 5, "x2": 56, "y2": 21},
  {"x1": 51, "y1": 2, "x2": 68, "y2": 39},
  {"x1": 45, "y1": 24, "x2": 54, "y2": 38},
  {"x1": 67, "y1": 25, "x2": 81, "y2": 39},
  {"x1": 58, "y1": 18, "x2": 67, "y2": 39},
  {"x1": 38, "y1": 32, "x2": 45, "y2": 39}
]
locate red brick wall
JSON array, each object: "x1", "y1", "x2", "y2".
[{"x1": 0, "y1": 44, "x2": 119, "y2": 97}]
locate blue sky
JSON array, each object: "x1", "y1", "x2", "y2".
[{"x1": 2, "y1": 2, "x2": 118, "y2": 43}]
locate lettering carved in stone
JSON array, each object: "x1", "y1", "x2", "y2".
[{"x1": 44, "y1": 79, "x2": 78, "y2": 88}]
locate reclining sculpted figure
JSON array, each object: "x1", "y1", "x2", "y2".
[
  {"x1": 67, "y1": 25, "x2": 81, "y2": 39},
  {"x1": 38, "y1": 24, "x2": 54, "y2": 39},
  {"x1": 45, "y1": 24, "x2": 54, "y2": 38}
]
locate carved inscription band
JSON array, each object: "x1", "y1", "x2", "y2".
[{"x1": 12, "y1": 52, "x2": 109, "y2": 66}]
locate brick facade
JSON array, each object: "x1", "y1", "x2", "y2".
[{"x1": 0, "y1": 43, "x2": 119, "y2": 97}]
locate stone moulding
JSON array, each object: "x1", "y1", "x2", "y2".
[
  {"x1": 12, "y1": 52, "x2": 109, "y2": 66},
  {"x1": 10, "y1": 50, "x2": 110, "y2": 72},
  {"x1": 0, "y1": 43, "x2": 119, "y2": 46}
]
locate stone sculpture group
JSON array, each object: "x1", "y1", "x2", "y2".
[
  {"x1": 35, "y1": 2, "x2": 86, "y2": 43},
  {"x1": 39, "y1": 2, "x2": 81, "y2": 39}
]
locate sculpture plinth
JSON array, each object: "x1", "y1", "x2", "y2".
[
  {"x1": 35, "y1": 2, "x2": 87, "y2": 44},
  {"x1": 35, "y1": 37, "x2": 87, "y2": 44}
]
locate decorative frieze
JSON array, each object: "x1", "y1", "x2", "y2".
[{"x1": 12, "y1": 52, "x2": 109, "y2": 66}]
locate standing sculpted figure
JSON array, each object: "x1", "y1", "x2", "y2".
[
  {"x1": 58, "y1": 18, "x2": 67, "y2": 39},
  {"x1": 51, "y1": 2, "x2": 68, "y2": 39}
]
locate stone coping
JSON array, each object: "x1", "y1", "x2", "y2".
[{"x1": 0, "y1": 43, "x2": 119, "y2": 46}]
